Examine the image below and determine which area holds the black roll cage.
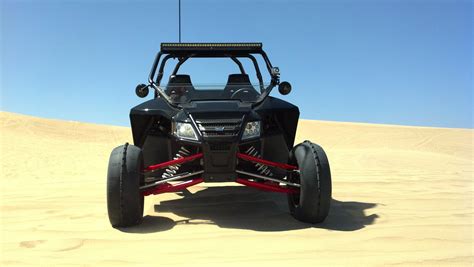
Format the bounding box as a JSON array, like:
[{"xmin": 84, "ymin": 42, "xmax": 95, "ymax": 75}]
[{"xmin": 146, "ymin": 43, "xmax": 280, "ymax": 106}]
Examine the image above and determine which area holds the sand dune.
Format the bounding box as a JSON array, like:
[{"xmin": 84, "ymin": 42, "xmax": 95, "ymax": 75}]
[{"xmin": 0, "ymin": 111, "xmax": 472, "ymax": 266}]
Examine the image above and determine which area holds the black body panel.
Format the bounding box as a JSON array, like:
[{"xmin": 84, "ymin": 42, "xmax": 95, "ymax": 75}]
[
  {"xmin": 130, "ymin": 98, "xmax": 178, "ymax": 146},
  {"xmin": 254, "ymin": 97, "xmax": 299, "ymax": 150},
  {"xmin": 129, "ymin": 87, "xmax": 299, "ymax": 182}
]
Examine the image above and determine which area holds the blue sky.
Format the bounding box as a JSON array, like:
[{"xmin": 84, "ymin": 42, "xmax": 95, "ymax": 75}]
[{"xmin": 1, "ymin": 0, "xmax": 472, "ymax": 128}]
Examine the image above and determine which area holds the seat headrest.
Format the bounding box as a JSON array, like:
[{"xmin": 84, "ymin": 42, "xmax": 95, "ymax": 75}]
[
  {"xmin": 226, "ymin": 74, "xmax": 251, "ymax": 85},
  {"xmin": 168, "ymin": 74, "xmax": 193, "ymax": 85}
]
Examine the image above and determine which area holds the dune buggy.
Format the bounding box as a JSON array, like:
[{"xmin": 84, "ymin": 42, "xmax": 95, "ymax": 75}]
[{"xmin": 107, "ymin": 43, "xmax": 331, "ymax": 227}]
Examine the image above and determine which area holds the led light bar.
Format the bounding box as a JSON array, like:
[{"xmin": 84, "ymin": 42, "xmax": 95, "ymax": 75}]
[{"xmin": 161, "ymin": 42, "xmax": 263, "ymax": 53}]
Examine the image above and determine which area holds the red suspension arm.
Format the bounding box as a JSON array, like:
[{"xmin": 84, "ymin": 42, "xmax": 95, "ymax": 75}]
[
  {"xmin": 237, "ymin": 153, "xmax": 298, "ymax": 170},
  {"xmin": 144, "ymin": 153, "xmax": 203, "ymax": 172},
  {"xmin": 142, "ymin": 178, "xmax": 204, "ymax": 196}
]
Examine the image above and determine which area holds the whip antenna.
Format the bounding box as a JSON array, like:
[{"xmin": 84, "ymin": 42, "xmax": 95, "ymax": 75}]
[{"xmin": 178, "ymin": 0, "xmax": 181, "ymax": 43}]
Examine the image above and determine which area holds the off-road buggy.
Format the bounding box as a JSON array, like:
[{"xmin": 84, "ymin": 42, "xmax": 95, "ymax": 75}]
[{"xmin": 107, "ymin": 43, "xmax": 331, "ymax": 227}]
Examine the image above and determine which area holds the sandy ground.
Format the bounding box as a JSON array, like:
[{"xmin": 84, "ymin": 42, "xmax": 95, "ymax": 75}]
[{"xmin": 0, "ymin": 111, "xmax": 472, "ymax": 266}]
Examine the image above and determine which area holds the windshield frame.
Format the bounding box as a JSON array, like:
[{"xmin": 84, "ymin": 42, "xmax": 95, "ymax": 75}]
[{"xmin": 147, "ymin": 43, "xmax": 280, "ymax": 107}]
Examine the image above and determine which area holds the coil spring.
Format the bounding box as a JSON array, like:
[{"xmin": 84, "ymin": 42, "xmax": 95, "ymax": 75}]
[
  {"xmin": 161, "ymin": 146, "xmax": 191, "ymax": 179},
  {"xmin": 245, "ymin": 146, "xmax": 273, "ymax": 177}
]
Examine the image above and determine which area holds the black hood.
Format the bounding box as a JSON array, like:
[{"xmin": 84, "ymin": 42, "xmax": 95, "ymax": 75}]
[
  {"xmin": 183, "ymin": 100, "xmax": 251, "ymax": 114},
  {"xmin": 180, "ymin": 100, "xmax": 255, "ymax": 122}
]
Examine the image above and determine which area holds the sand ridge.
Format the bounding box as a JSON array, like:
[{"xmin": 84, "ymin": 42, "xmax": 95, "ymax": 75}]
[{"xmin": 0, "ymin": 111, "xmax": 472, "ymax": 266}]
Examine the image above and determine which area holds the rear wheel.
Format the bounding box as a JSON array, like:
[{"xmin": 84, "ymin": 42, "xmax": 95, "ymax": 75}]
[
  {"xmin": 288, "ymin": 141, "xmax": 331, "ymax": 223},
  {"xmin": 107, "ymin": 143, "xmax": 144, "ymax": 227}
]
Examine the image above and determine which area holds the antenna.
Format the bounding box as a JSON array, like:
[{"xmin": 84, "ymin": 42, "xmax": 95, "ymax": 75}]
[{"xmin": 178, "ymin": 0, "xmax": 181, "ymax": 43}]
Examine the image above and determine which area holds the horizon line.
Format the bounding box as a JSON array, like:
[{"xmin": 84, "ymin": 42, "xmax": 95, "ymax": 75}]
[{"xmin": 1, "ymin": 110, "xmax": 472, "ymax": 131}]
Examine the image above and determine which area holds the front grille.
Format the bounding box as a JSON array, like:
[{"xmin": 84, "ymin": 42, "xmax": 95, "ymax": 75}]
[
  {"xmin": 195, "ymin": 118, "xmax": 242, "ymax": 138},
  {"xmin": 203, "ymin": 132, "xmax": 236, "ymax": 137}
]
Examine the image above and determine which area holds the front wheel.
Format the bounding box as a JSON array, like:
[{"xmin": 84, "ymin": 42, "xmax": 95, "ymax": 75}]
[
  {"xmin": 288, "ymin": 141, "xmax": 332, "ymax": 223},
  {"xmin": 107, "ymin": 143, "xmax": 144, "ymax": 227}
]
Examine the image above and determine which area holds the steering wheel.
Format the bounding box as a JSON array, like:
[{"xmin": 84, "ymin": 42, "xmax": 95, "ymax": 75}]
[{"xmin": 230, "ymin": 88, "xmax": 258, "ymax": 100}]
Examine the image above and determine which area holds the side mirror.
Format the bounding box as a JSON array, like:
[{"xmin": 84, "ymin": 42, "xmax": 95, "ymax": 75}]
[
  {"xmin": 278, "ymin": 81, "xmax": 292, "ymax": 95},
  {"xmin": 135, "ymin": 84, "xmax": 149, "ymax": 98}
]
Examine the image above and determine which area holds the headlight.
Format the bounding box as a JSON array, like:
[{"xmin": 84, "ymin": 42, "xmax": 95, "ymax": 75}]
[
  {"xmin": 174, "ymin": 122, "xmax": 198, "ymax": 140},
  {"xmin": 242, "ymin": 121, "xmax": 261, "ymax": 140}
]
